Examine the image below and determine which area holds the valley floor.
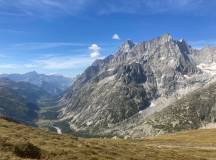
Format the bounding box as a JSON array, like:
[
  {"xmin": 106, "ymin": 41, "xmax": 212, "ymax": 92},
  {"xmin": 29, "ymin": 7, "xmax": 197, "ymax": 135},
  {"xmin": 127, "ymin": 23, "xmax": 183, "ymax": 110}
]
[{"xmin": 0, "ymin": 118, "xmax": 216, "ymax": 160}]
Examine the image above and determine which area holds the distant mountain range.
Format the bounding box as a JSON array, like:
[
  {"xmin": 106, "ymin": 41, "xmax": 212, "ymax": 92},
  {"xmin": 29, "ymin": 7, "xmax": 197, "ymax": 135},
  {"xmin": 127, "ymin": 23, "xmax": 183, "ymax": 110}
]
[
  {"xmin": 0, "ymin": 71, "xmax": 73, "ymax": 96},
  {"xmin": 0, "ymin": 72, "xmax": 73, "ymax": 125},
  {"xmin": 0, "ymin": 78, "xmax": 51, "ymax": 125},
  {"xmin": 56, "ymin": 34, "xmax": 216, "ymax": 137}
]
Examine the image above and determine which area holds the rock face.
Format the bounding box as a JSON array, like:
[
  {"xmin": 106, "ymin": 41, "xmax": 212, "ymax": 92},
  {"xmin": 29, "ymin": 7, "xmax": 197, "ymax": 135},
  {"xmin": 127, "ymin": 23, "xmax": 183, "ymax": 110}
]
[
  {"xmin": 190, "ymin": 47, "xmax": 216, "ymax": 64},
  {"xmin": 190, "ymin": 47, "xmax": 216, "ymax": 76},
  {"xmin": 106, "ymin": 81, "xmax": 216, "ymax": 138},
  {"xmin": 58, "ymin": 34, "xmax": 216, "ymax": 136}
]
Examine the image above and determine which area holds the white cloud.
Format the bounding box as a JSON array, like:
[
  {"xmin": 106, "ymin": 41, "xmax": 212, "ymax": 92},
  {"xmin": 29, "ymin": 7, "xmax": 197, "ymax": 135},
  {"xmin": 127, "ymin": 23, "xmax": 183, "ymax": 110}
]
[
  {"xmin": 0, "ymin": 54, "xmax": 96, "ymax": 76},
  {"xmin": 88, "ymin": 44, "xmax": 101, "ymax": 58},
  {"xmin": 13, "ymin": 42, "xmax": 87, "ymax": 50},
  {"xmin": 0, "ymin": 54, "xmax": 95, "ymax": 71},
  {"xmin": 34, "ymin": 55, "xmax": 94, "ymax": 70},
  {"xmin": 0, "ymin": 64, "xmax": 18, "ymax": 69},
  {"xmin": 112, "ymin": 34, "xmax": 120, "ymax": 40}
]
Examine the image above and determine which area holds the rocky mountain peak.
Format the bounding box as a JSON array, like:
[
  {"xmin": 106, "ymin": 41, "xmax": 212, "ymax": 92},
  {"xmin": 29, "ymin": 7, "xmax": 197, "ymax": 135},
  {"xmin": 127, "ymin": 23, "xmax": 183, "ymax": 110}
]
[
  {"xmin": 113, "ymin": 34, "xmax": 193, "ymax": 66},
  {"xmin": 157, "ymin": 33, "xmax": 173, "ymax": 43},
  {"xmin": 58, "ymin": 34, "xmax": 206, "ymax": 136},
  {"xmin": 119, "ymin": 40, "xmax": 135, "ymax": 53}
]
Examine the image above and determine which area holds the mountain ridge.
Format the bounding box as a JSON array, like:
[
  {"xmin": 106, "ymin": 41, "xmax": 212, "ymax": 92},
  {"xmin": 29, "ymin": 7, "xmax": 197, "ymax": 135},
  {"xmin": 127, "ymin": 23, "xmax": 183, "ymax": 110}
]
[
  {"xmin": 56, "ymin": 34, "xmax": 216, "ymax": 137},
  {"xmin": 0, "ymin": 71, "xmax": 73, "ymax": 96},
  {"xmin": 0, "ymin": 78, "xmax": 52, "ymax": 125}
]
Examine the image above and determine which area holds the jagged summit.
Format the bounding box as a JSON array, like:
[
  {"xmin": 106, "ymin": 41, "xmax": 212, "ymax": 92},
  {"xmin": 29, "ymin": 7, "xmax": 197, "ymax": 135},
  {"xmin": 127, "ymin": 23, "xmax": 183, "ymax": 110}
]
[
  {"xmin": 58, "ymin": 34, "xmax": 215, "ymax": 137},
  {"xmin": 157, "ymin": 33, "xmax": 173, "ymax": 42},
  {"xmin": 118, "ymin": 39, "xmax": 135, "ymax": 53},
  {"xmin": 116, "ymin": 34, "xmax": 190, "ymax": 57}
]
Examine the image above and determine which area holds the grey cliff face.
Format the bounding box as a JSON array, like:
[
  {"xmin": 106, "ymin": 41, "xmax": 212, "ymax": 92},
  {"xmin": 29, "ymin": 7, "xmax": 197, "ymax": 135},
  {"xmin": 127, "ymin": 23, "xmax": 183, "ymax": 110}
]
[
  {"xmin": 57, "ymin": 34, "xmax": 211, "ymax": 136},
  {"xmin": 107, "ymin": 81, "xmax": 216, "ymax": 138},
  {"xmin": 190, "ymin": 47, "xmax": 216, "ymax": 64}
]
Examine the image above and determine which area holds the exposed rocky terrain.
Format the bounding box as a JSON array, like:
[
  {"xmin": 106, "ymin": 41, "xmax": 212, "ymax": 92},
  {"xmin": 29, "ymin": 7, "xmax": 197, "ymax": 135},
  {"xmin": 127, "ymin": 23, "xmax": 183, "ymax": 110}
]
[
  {"xmin": 57, "ymin": 34, "xmax": 216, "ymax": 137},
  {"xmin": 102, "ymin": 80, "xmax": 216, "ymax": 137}
]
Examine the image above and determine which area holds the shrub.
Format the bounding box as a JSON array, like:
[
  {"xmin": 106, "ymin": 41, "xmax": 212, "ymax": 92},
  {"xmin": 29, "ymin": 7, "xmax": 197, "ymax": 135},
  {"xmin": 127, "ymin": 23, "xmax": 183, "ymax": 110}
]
[{"xmin": 14, "ymin": 142, "xmax": 41, "ymax": 159}]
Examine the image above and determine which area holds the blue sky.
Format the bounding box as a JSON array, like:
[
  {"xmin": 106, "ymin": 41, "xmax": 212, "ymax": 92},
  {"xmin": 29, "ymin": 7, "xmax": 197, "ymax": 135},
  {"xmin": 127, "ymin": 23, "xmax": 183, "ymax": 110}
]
[{"xmin": 0, "ymin": 0, "xmax": 216, "ymax": 77}]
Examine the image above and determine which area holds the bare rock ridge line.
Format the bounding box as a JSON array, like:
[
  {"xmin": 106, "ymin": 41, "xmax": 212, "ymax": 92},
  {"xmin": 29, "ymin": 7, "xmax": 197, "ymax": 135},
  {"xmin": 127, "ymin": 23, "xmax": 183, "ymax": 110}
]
[{"xmin": 57, "ymin": 33, "xmax": 216, "ymax": 137}]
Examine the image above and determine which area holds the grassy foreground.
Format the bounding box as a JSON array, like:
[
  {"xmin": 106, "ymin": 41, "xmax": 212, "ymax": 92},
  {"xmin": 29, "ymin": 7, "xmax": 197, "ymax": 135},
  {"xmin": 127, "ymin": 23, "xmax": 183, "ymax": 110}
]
[{"xmin": 0, "ymin": 118, "xmax": 216, "ymax": 160}]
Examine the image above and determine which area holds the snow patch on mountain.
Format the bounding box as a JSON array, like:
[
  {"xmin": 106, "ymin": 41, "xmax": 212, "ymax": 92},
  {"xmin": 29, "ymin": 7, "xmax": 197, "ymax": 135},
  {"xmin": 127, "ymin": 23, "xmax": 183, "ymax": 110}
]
[{"xmin": 198, "ymin": 63, "xmax": 216, "ymax": 75}]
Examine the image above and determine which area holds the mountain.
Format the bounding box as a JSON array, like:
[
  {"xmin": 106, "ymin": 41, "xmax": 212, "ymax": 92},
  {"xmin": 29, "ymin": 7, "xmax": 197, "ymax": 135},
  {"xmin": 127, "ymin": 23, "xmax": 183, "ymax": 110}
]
[
  {"xmin": 102, "ymin": 80, "xmax": 216, "ymax": 137},
  {"xmin": 0, "ymin": 71, "xmax": 73, "ymax": 96},
  {"xmin": 57, "ymin": 34, "xmax": 216, "ymax": 136},
  {"xmin": 1, "ymin": 117, "xmax": 216, "ymax": 160},
  {"xmin": 189, "ymin": 47, "xmax": 216, "ymax": 75},
  {"xmin": 0, "ymin": 78, "xmax": 52, "ymax": 125}
]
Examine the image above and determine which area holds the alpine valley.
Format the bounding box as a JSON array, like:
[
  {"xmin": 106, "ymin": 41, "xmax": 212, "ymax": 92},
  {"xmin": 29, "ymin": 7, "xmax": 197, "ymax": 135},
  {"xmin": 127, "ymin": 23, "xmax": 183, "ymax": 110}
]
[
  {"xmin": 0, "ymin": 72, "xmax": 73, "ymax": 126},
  {"xmin": 2, "ymin": 34, "xmax": 216, "ymax": 139},
  {"xmin": 2, "ymin": 34, "xmax": 216, "ymax": 160}
]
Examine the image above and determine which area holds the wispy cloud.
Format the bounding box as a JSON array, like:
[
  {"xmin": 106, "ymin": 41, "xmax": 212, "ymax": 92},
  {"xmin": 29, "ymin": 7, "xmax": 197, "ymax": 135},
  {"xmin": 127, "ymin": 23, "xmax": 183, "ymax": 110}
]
[
  {"xmin": 12, "ymin": 42, "xmax": 88, "ymax": 50},
  {"xmin": 34, "ymin": 55, "xmax": 94, "ymax": 69},
  {"xmin": 0, "ymin": 64, "xmax": 18, "ymax": 69},
  {"xmin": 0, "ymin": 54, "xmax": 95, "ymax": 74},
  {"xmin": 0, "ymin": 0, "xmax": 92, "ymax": 17},
  {"xmin": 0, "ymin": 0, "xmax": 215, "ymax": 17},
  {"xmin": 0, "ymin": 41, "xmax": 115, "ymax": 76},
  {"xmin": 98, "ymin": 0, "xmax": 214, "ymax": 15}
]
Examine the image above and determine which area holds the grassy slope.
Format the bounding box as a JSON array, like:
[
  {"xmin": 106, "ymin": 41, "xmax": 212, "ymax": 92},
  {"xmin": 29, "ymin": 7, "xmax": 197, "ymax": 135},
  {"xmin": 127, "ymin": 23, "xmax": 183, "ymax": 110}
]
[{"xmin": 1, "ymin": 118, "xmax": 216, "ymax": 160}]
